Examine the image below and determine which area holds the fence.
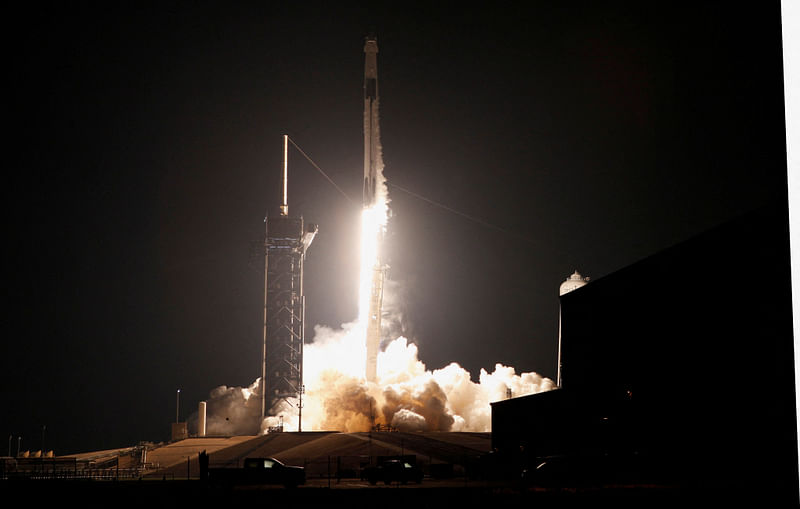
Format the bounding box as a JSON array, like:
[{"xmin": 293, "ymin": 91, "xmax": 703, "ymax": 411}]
[
  {"xmin": 295, "ymin": 454, "xmax": 468, "ymax": 481},
  {"xmin": 1, "ymin": 455, "xmax": 169, "ymax": 481},
  {"xmin": 3, "ymin": 453, "xmax": 484, "ymax": 483}
]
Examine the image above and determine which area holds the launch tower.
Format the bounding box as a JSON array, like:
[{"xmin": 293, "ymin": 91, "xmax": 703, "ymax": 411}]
[{"xmin": 261, "ymin": 135, "xmax": 317, "ymax": 421}]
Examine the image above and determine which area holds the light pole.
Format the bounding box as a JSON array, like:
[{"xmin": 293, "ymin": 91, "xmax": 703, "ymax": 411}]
[{"xmin": 176, "ymin": 389, "xmax": 181, "ymax": 423}]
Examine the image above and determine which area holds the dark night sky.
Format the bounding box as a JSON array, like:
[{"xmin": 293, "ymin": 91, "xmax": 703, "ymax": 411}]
[{"xmin": 4, "ymin": 3, "xmax": 791, "ymax": 454}]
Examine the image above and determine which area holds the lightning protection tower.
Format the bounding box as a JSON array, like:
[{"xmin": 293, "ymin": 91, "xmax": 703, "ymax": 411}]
[{"xmin": 261, "ymin": 135, "xmax": 317, "ymax": 425}]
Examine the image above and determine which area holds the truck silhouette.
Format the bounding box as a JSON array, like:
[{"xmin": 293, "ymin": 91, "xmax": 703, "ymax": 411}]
[
  {"xmin": 202, "ymin": 455, "xmax": 305, "ymax": 488},
  {"xmin": 362, "ymin": 457, "xmax": 423, "ymax": 485}
]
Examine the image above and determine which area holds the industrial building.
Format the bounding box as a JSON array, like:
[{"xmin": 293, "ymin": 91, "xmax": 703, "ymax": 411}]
[
  {"xmin": 492, "ymin": 204, "xmax": 798, "ymax": 501},
  {"xmin": 557, "ymin": 270, "xmax": 590, "ymax": 386}
]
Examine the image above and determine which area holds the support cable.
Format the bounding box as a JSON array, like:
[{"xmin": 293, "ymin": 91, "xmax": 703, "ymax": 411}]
[
  {"xmin": 387, "ymin": 182, "xmax": 537, "ymax": 246},
  {"xmin": 287, "ymin": 136, "xmax": 358, "ymax": 206},
  {"xmin": 287, "ymin": 137, "xmax": 536, "ymax": 245}
]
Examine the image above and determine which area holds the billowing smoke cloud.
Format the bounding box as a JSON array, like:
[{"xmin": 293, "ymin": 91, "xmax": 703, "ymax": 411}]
[
  {"xmin": 383, "ymin": 379, "xmax": 454, "ymax": 431},
  {"xmin": 199, "ymin": 316, "xmax": 555, "ymax": 435},
  {"xmin": 202, "ymin": 379, "xmax": 262, "ymax": 436},
  {"xmin": 391, "ymin": 408, "xmax": 427, "ymax": 431}
]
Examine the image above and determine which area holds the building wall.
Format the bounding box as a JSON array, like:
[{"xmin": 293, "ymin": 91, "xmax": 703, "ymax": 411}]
[{"xmin": 492, "ymin": 204, "xmax": 797, "ymax": 496}]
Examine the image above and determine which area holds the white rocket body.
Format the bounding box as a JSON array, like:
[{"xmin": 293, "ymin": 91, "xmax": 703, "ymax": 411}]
[{"xmin": 363, "ymin": 36, "xmax": 385, "ymax": 383}]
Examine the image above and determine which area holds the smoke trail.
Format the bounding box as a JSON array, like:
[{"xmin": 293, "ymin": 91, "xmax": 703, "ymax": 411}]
[{"xmin": 372, "ymin": 100, "xmax": 389, "ymax": 211}]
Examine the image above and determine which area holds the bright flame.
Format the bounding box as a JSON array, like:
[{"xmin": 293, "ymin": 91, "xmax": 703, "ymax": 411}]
[{"xmin": 358, "ymin": 205, "xmax": 386, "ymax": 326}]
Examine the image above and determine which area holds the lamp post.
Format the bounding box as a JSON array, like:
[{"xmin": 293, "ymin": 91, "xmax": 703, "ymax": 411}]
[{"xmin": 176, "ymin": 389, "xmax": 181, "ymax": 423}]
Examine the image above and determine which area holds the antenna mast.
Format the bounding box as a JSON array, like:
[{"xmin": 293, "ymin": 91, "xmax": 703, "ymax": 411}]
[{"xmin": 281, "ymin": 134, "xmax": 289, "ymax": 216}]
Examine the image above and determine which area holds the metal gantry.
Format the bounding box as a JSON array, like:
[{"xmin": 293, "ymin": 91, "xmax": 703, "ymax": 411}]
[{"xmin": 261, "ymin": 214, "xmax": 316, "ymax": 420}]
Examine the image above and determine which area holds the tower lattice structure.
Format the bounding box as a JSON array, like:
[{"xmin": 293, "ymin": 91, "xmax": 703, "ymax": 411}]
[{"xmin": 262, "ymin": 214, "xmax": 316, "ymax": 418}]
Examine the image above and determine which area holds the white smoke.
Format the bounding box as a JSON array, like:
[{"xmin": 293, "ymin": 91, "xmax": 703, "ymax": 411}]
[
  {"xmin": 200, "ymin": 315, "xmax": 555, "ymax": 435},
  {"xmin": 202, "ymin": 378, "xmax": 263, "ymax": 436},
  {"xmin": 391, "ymin": 408, "xmax": 427, "ymax": 431}
]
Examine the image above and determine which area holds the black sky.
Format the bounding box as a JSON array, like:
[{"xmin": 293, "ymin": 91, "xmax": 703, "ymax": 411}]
[{"xmin": 4, "ymin": 3, "xmax": 790, "ymax": 454}]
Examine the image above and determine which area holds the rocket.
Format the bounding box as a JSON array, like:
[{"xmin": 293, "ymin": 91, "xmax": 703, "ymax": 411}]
[
  {"xmin": 363, "ymin": 35, "xmax": 379, "ymax": 207},
  {"xmin": 362, "ymin": 35, "xmax": 384, "ymax": 383}
]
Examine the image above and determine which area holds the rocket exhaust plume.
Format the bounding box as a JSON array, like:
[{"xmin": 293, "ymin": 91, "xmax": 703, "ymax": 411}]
[{"xmin": 197, "ymin": 35, "xmax": 555, "ymax": 435}]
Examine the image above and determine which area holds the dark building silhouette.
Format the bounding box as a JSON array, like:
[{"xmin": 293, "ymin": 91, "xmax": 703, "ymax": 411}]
[{"xmin": 492, "ymin": 204, "xmax": 797, "ymax": 502}]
